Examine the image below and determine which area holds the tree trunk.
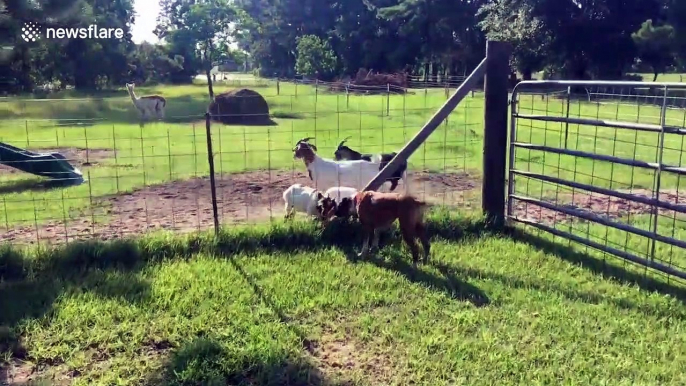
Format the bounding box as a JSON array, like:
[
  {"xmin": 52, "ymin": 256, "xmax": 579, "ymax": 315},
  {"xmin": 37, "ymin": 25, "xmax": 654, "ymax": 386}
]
[
  {"xmin": 652, "ymin": 70, "xmax": 659, "ymax": 82},
  {"xmin": 206, "ymin": 69, "xmax": 214, "ymax": 99},
  {"xmin": 522, "ymin": 68, "xmax": 533, "ymax": 81}
]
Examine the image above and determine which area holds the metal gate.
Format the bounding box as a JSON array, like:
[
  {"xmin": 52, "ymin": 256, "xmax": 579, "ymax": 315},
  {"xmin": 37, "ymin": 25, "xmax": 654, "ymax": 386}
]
[{"xmin": 507, "ymin": 80, "xmax": 686, "ymax": 281}]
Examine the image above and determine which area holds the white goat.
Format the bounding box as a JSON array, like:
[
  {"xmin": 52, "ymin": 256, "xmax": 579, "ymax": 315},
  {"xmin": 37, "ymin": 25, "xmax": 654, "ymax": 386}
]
[
  {"xmin": 126, "ymin": 83, "xmax": 166, "ymax": 120},
  {"xmin": 323, "ymin": 186, "xmax": 358, "ymax": 202},
  {"xmin": 292, "ymin": 138, "xmax": 391, "ymax": 193},
  {"xmin": 282, "ymin": 183, "xmax": 324, "ymax": 219}
]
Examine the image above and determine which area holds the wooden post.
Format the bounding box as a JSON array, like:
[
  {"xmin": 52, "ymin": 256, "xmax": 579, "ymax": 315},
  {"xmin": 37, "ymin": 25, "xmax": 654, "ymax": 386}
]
[
  {"xmin": 205, "ymin": 113, "xmax": 220, "ymax": 235},
  {"xmin": 276, "ymin": 79, "xmax": 280, "ymax": 95},
  {"xmin": 482, "ymin": 40, "xmax": 512, "ymax": 229},
  {"xmin": 386, "ymin": 83, "xmax": 390, "ymax": 116}
]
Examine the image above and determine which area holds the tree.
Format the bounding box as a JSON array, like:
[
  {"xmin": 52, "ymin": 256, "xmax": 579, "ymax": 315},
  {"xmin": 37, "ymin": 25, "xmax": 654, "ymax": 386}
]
[
  {"xmin": 156, "ymin": 0, "xmax": 236, "ymax": 98},
  {"xmin": 295, "ymin": 35, "xmax": 338, "ymax": 79},
  {"xmin": 632, "ymin": 19, "xmax": 676, "ymax": 81},
  {"xmin": 478, "ymin": 0, "xmax": 549, "ymax": 80}
]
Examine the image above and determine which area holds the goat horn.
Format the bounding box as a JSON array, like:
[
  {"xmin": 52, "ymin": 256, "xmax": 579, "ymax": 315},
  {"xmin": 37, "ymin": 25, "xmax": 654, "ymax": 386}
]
[{"xmin": 338, "ymin": 136, "xmax": 352, "ymax": 148}]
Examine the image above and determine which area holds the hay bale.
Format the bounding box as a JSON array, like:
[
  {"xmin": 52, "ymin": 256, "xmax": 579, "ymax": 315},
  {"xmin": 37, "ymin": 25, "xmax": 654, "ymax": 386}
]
[{"xmin": 208, "ymin": 88, "xmax": 271, "ymax": 125}]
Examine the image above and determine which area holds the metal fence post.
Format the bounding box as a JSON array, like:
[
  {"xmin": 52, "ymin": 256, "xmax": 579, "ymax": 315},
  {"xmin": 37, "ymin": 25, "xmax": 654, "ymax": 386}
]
[
  {"xmin": 205, "ymin": 112, "xmax": 220, "ymax": 235},
  {"xmin": 482, "ymin": 40, "xmax": 512, "ymax": 228}
]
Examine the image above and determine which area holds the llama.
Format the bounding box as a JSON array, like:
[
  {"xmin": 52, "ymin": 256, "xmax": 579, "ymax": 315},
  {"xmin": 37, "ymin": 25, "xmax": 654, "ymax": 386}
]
[{"xmin": 125, "ymin": 83, "xmax": 166, "ymax": 121}]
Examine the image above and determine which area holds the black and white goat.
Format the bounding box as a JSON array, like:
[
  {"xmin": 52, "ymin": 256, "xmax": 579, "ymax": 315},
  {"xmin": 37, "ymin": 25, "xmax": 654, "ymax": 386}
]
[
  {"xmin": 333, "ymin": 136, "xmax": 407, "ymax": 191},
  {"xmin": 292, "ymin": 137, "xmax": 391, "ymax": 193}
]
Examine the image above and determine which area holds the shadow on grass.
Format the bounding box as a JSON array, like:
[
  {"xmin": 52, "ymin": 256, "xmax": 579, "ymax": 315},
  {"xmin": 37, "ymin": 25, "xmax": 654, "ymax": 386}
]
[
  {"xmin": 2, "ymin": 211, "xmax": 686, "ymax": 365},
  {"xmin": 144, "ymin": 337, "xmax": 347, "ymax": 386},
  {"xmin": 0, "ymin": 177, "xmax": 84, "ymax": 194},
  {"xmin": 507, "ymin": 227, "xmax": 686, "ymax": 302}
]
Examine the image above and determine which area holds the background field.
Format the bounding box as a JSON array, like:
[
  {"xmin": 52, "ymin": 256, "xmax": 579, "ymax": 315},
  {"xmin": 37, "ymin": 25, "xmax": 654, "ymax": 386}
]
[{"xmin": 0, "ymin": 80, "xmax": 483, "ymax": 244}]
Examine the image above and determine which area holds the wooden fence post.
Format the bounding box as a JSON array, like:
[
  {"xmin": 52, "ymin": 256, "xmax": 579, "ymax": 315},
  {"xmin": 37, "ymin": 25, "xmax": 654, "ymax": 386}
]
[
  {"xmin": 482, "ymin": 40, "xmax": 512, "ymax": 228},
  {"xmin": 205, "ymin": 112, "xmax": 220, "ymax": 235}
]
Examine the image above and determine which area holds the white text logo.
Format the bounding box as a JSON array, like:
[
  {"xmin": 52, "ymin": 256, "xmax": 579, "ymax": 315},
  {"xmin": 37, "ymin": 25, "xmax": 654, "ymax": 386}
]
[{"xmin": 21, "ymin": 23, "xmax": 125, "ymax": 42}]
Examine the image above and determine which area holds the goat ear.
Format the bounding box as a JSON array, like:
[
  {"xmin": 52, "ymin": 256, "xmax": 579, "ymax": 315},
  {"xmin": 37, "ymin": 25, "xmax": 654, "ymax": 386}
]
[{"xmin": 310, "ymin": 144, "xmax": 318, "ymax": 151}]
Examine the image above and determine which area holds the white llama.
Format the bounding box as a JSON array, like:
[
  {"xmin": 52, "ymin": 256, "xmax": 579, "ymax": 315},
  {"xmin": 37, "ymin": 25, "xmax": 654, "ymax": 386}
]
[{"xmin": 125, "ymin": 83, "xmax": 166, "ymax": 121}]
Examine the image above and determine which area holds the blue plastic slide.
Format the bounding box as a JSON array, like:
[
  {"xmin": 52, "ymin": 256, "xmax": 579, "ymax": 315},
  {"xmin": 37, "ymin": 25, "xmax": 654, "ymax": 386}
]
[{"xmin": 0, "ymin": 142, "xmax": 84, "ymax": 183}]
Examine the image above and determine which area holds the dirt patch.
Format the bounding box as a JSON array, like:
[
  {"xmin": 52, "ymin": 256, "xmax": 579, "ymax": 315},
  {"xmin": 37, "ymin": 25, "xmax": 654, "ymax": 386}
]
[
  {"xmin": 304, "ymin": 327, "xmax": 396, "ymax": 385},
  {"xmin": 0, "ymin": 360, "xmax": 71, "ymax": 386},
  {"xmin": 1, "ymin": 169, "xmax": 480, "ymax": 245},
  {"xmin": 0, "ymin": 147, "xmax": 115, "ymax": 175},
  {"xmin": 512, "ymin": 189, "xmax": 686, "ymax": 225}
]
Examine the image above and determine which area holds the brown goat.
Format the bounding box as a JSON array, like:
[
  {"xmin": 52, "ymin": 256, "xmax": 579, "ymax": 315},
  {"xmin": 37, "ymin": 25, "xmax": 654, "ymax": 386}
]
[{"xmin": 353, "ymin": 191, "xmax": 430, "ymax": 264}]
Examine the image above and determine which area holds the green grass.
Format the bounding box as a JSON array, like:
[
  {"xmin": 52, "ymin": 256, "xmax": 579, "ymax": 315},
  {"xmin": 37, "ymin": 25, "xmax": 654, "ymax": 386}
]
[
  {"xmin": 630, "ymin": 73, "xmax": 686, "ymax": 82},
  {"xmin": 0, "ymin": 81, "xmax": 481, "ymax": 226},
  {"xmin": 1, "ymin": 212, "xmax": 686, "ymax": 385}
]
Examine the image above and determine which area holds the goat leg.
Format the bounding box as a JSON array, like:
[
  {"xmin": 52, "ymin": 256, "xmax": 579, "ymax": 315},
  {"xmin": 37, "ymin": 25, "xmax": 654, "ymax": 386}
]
[
  {"xmin": 358, "ymin": 229, "xmax": 372, "ymax": 259},
  {"xmin": 401, "ymin": 226, "xmax": 420, "ymax": 266},
  {"xmin": 371, "ymin": 229, "xmax": 381, "ymax": 251},
  {"xmin": 416, "ymin": 222, "xmax": 431, "ymax": 263}
]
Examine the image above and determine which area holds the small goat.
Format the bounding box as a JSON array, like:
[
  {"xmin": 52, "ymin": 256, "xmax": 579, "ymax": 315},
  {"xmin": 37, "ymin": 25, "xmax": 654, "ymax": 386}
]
[
  {"xmin": 292, "ymin": 137, "xmax": 391, "ymax": 193},
  {"xmin": 316, "ymin": 187, "xmax": 359, "ymax": 222},
  {"xmin": 353, "ymin": 190, "xmax": 430, "ymax": 264},
  {"xmin": 282, "ymin": 183, "xmax": 324, "ymax": 219},
  {"xmin": 333, "ymin": 137, "xmax": 407, "ymax": 192}
]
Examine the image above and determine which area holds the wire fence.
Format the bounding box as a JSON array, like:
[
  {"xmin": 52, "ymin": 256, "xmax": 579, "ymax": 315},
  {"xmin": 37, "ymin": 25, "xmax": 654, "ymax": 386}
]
[
  {"xmin": 508, "ymin": 81, "xmax": 686, "ymax": 285},
  {"xmin": 0, "ymin": 78, "xmax": 484, "ymax": 246}
]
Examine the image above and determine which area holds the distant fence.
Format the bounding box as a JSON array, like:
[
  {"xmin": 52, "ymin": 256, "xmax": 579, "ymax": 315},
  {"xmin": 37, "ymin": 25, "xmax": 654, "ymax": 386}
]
[
  {"xmin": 0, "ymin": 75, "xmax": 486, "ymax": 246},
  {"xmin": 508, "ymin": 80, "xmax": 686, "ymax": 283}
]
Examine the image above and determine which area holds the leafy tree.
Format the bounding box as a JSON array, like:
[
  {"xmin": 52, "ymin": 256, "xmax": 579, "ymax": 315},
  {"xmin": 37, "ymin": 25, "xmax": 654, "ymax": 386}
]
[
  {"xmin": 632, "ymin": 19, "xmax": 676, "ymax": 81},
  {"xmin": 295, "ymin": 35, "xmax": 338, "ymax": 79},
  {"xmin": 478, "ymin": 0, "xmax": 549, "ymax": 80},
  {"xmin": 664, "ymin": 0, "xmax": 686, "ymax": 69},
  {"xmin": 156, "ymin": 0, "xmax": 236, "ymax": 98}
]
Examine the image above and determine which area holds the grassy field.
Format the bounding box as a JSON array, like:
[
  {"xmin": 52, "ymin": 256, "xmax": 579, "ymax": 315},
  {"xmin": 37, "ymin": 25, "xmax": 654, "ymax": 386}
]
[
  {"xmin": 1, "ymin": 212, "xmax": 686, "ymax": 385},
  {"xmin": 0, "ymin": 80, "xmax": 481, "ymax": 228},
  {"xmin": 631, "ymin": 73, "xmax": 686, "ymax": 82}
]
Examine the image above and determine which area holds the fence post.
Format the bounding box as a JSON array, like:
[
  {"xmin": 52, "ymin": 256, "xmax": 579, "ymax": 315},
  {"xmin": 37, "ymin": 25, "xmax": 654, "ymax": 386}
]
[
  {"xmin": 386, "ymin": 83, "xmax": 390, "ymax": 116},
  {"xmin": 346, "ymin": 82, "xmax": 350, "ymax": 109},
  {"xmin": 205, "ymin": 112, "xmax": 220, "ymax": 235},
  {"xmin": 482, "ymin": 40, "xmax": 512, "ymax": 229},
  {"xmin": 276, "ymin": 79, "xmax": 280, "ymax": 95}
]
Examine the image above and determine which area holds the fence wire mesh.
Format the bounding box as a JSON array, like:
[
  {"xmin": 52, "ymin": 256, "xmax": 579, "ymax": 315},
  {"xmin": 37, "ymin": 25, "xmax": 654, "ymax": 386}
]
[
  {"xmin": 0, "ymin": 78, "xmax": 483, "ymax": 246},
  {"xmin": 509, "ymin": 81, "xmax": 686, "ymax": 285}
]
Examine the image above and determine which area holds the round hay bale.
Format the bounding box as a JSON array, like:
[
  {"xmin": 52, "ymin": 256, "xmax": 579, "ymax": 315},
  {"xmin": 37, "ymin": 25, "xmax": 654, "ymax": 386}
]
[{"xmin": 208, "ymin": 88, "xmax": 271, "ymax": 125}]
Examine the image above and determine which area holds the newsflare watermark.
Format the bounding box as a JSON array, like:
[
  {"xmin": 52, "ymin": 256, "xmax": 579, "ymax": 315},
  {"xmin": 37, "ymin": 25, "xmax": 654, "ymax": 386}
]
[{"xmin": 21, "ymin": 22, "xmax": 124, "ymax": 43}]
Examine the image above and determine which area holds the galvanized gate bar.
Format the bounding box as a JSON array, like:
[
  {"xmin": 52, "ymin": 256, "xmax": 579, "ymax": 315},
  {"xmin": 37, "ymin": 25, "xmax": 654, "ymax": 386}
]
[
  {"xmin": 514, "ymin": 113, "xmax": 686, "ymax": 135},
  {"xmin": 511, "ymin": 169, "xmax": 686, "ymax": 214},
  {"xmin": 510, "ymin": 194, "xmax": 686, "ymax": 250},
  {"xmin": 511, "ymin": 142, "xmax": 686, "ymax": 175},
  {"xmin": 508, "ymin": 80, "xmax": 686, "ymax": 281},
  {"xmin": 513, "ymin": 217, "xmax": 686, "ymax": 281},
  {"xmin": 362, "ymin": 57, "xmax": 488, "ymax": 192}
]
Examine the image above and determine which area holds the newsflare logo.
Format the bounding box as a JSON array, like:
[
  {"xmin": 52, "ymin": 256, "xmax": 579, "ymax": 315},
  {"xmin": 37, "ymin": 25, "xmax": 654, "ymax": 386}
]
[
  {"xmin": 21, "ymin": 22, "xmax": 41, "ymax": 42},
  {"xmin": 20, "ymin": 22, "xmax": 124, "ymax": 43}
]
